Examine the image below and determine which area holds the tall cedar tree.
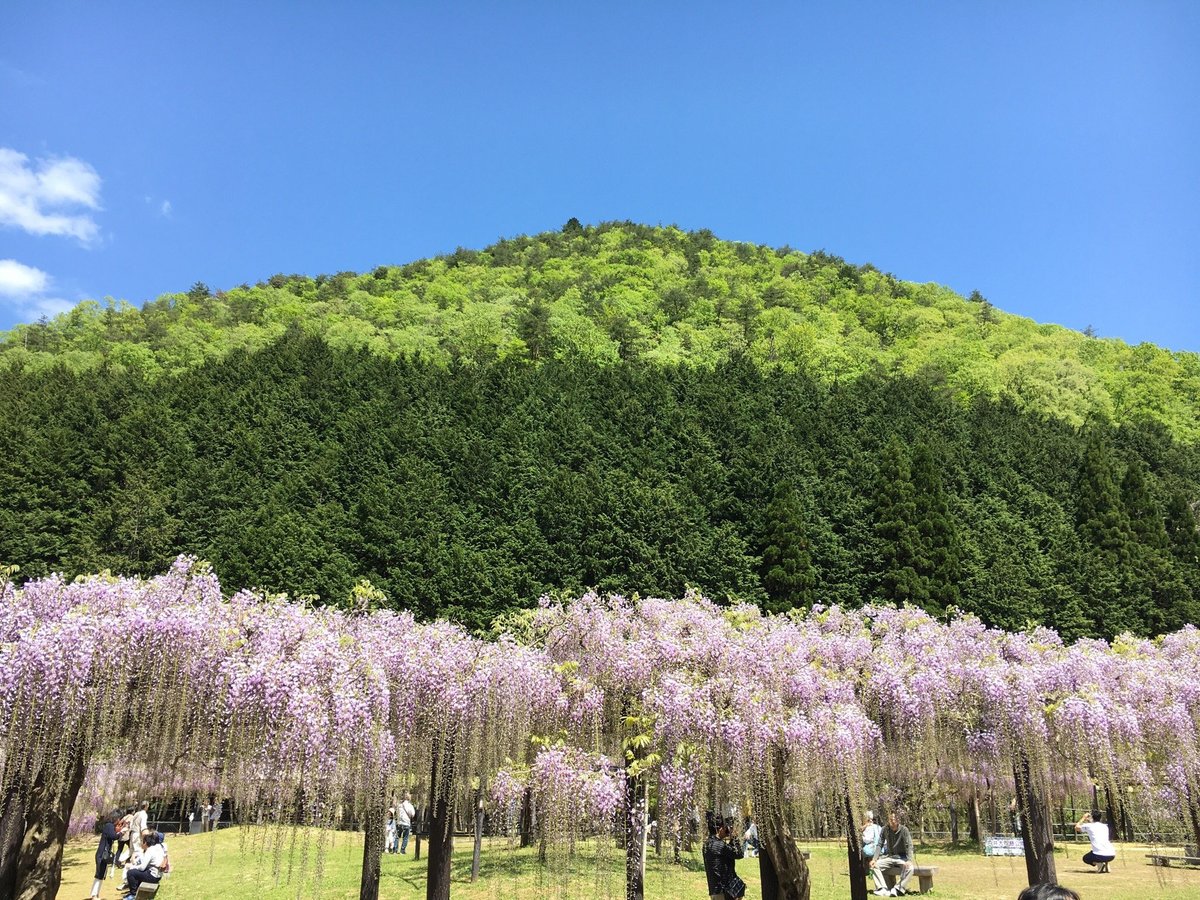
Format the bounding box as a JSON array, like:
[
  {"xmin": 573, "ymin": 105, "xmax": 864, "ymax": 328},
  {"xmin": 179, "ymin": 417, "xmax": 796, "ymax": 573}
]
[
  {"xmin": 760, "ymin": 484, "xmax": 818, "ymax": 614},
  {"xmin": 909, "ymin": 443, "xmax": 963, "ymax": 615},
  {"xmin": 871, "ymin": 437, "xmax": 925, "ymax": 605}
]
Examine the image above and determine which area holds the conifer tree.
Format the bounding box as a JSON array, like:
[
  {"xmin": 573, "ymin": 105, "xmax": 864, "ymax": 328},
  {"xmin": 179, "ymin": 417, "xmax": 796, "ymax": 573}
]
[
  {"xmin": 1121, "ymin": 461, "xmax": 1168, "ymax": 550},
  {"xmin": 910, "ymin": 442, "xmax": 963, "ymax": 614},
  {"xmin": 1076, "ymin": 435, "xmax": 1132, "ymax": 562},
  {"xmin": 760, "ymin": 484, "xmax": 818, "ymax": 614},
  {"xmin": 871, "ymin": 437, "xmax": 924, "ymax": 604}
]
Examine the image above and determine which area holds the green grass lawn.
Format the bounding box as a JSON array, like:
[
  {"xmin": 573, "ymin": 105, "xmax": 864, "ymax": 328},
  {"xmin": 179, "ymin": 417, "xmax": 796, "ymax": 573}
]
[{"xmin": 58, "ymin": 828, "xmax": 1200, "ymax": 900}]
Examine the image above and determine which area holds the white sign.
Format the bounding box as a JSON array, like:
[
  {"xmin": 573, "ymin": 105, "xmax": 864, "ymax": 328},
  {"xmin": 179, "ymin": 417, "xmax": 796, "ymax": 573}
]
[{"xmin": 985, "ymin": 836, "xmax": 1025, "ymax": 857}]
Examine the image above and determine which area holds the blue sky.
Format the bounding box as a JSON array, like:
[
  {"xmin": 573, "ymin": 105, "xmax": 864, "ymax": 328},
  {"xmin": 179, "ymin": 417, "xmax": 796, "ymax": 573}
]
[{"xmin": 1, "ymin": 1, "xmax": 1197, "ymax": 350}]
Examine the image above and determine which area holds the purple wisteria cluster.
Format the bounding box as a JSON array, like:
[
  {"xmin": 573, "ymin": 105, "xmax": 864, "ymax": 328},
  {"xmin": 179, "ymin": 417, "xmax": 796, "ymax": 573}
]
[{"xmin": 2, "ymin": 559, "xmax": 1199, "ymax": 880}]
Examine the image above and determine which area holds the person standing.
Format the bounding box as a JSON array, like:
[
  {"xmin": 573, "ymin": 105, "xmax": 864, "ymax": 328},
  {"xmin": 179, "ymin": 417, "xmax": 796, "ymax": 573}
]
[
  {"xmin": 129, "ymin": 802, "xmax": 149, "ymax": 863},
  {"xmin": 862, "ymin": 810, "xmax": 883, "ymax": 863},
  {"xmin": 702, "ymin": 815, "xmax": 745, "ymax": 900},
  {"xmin": 398, "ymin": 791, "xmax": 416, "ymax": 853},
  {"xmin": 743, "ymin": 816, "xmax": 760, "ymax": 857},
  {"xmin": 871, "ymin": 810, "xmax": 915, "ymax": 896},
  {"xmin": 113, "ymin": 808, "xmax": 133, "ymax": 867},
  {"xmin": 1075, "ymin": 809, "xmax": 1116, "ymax": 872},
  {"xmin": 91, "ymin": 813, "xmax": 118, "ymax": 898},
  {"xmin": 386, "ymin": 810, "xmax": 398, "ymax": 854},
  {"xmin": 210, "ymin": 799, "xmax": 223, "ymax": 832}
]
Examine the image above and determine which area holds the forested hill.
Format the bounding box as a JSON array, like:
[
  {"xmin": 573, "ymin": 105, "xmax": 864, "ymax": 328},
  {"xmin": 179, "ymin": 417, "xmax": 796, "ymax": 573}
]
[
  {"xmin": 2, "ymin": 336, "xmax": 1199, "ymax": 639},
  {"xmin": 3, "ymin": 221, "xmax": 1199, "ymax": 442},
  {"xmin": 2, "ymin": 221, "xmax": 1198, "ymax": 638}
]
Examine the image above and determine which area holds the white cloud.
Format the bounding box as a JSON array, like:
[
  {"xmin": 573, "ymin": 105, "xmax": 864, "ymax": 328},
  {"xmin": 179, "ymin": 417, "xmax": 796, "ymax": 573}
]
[
  {"xmin": 0, "ymin": 147, "xmax": 102, "ymax": 243},
  {"xmin": 160, "ymin": 199, "xmax": 172, "ymax": 217},
  {"xmin": 0, "ymin": 259, "xmax": 76, "ymax": 323},
  {"xmin": 0, "ymin": 259, "xmax": 50, "ymax": 296}
]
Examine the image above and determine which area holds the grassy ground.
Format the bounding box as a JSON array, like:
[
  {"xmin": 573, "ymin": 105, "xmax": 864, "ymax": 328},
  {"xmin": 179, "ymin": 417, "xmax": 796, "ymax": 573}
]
[{"xmin": 56, "ymin": 829, "xmax": 1200, "ymax": 900}]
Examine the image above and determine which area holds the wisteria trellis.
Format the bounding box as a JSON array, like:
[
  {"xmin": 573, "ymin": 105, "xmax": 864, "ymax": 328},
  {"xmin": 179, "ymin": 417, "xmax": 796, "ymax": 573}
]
[{"xmin": 1, "ymin": 559, "xmax": 1198, "ymax": 900}]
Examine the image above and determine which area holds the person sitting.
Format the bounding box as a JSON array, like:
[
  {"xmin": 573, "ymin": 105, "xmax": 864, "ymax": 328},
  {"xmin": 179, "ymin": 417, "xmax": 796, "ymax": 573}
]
[
  {"xmin": 122, "ymin": 830, "xmax": 166, "ymax": 899},
  {"xmin": 871, "ymin": 810, "xmax": 915, "ymax": 896},
  {"xmin": 862, "ymin": 810, "xmax": 883, "ymax": 863},
  {"xmin": 1075, "ymin": 808, "xmax": 1116, "ymax": 872}
]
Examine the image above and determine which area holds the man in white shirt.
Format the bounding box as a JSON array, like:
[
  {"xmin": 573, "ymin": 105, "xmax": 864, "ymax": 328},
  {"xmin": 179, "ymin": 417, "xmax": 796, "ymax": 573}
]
[
  {"xmin": 1075, "ymin": 809, "xmax": 1116, "ymax": 872},
  {"xmin": 398, "ymin": 791, "xmax": 416, "ymax": 853}
]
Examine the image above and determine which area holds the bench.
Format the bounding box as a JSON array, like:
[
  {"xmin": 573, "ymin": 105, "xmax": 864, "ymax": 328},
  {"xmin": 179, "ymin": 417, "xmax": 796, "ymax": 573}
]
[
  {"xmin": 134, "ymin": 884, "xmax": 159, "ymax": 899},
  {"xmin": 883, "ymin": 865, "xmax": 938, "ymax": 894},
  {"xmin": 1146, "ymin": 853, "xmax": 1200, "ymax": 868}
]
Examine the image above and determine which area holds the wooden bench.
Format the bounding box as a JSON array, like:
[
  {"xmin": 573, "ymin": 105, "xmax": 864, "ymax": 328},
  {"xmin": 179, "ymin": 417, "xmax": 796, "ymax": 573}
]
[
  {"xmin": 1146, "ymin": 853, "xmax": 1200, "ymax": 868},
  {"xmin": 134, "ymin": 884, "xmax": 159, "ymax": 899},
  {"xmin": 883, "ymin": 865, "xmax": 938, "ymax": 894}
]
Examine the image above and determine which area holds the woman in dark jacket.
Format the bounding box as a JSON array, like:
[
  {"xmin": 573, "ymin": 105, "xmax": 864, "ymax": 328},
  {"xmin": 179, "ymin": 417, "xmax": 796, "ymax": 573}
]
[
  {"xmin": 702, "ymin": 815, "xmax": 745, "ymax": 900},
  {"xmin": 91, "ymin": 813, "xmax": 118, "ymax": 898}
]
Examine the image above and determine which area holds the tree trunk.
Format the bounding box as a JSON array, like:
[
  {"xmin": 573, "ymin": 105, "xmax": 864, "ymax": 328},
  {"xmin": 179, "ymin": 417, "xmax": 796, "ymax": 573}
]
[
  {"xmin": 1104, "ymin": 788, "xmax": 1120, "ymax": 843},
  {"xmin": 519, "ymin": 786, "xmax": 533, "ymax": 848},
  {"xmin": 13, "ymin": 750, "xmax": 87, "ymax": 900},
  {"xmin": 949, "ymin": 801, "xmax": 960, "ymax": 845},
  {"xmin": 759, "ymin": 750, "xmax": 810, "ymax": 900},
  {"xmin": 359, "ymin": 777, "xmax": 387, "ymax": 900},
  {"xmin": 844, "ymin": 791, "xmax": 868, "ymax": 900},
  {"xmin": 1014, "ymin": 753, "xmax": 1056, "ymax": 887},
  {"xmin": 967, "ymin": 792, "xmax": 980, "ymax": 843},
  {"xmin": 470, "ymin": 779, "xmax": 484, "ymax": 883},
  {"xmin": 426, "ymin": 744, "xmax": 455, "ymax": 900},
  {"xmin": 1186, "ymin": 782, "xmax": 1200, "ymax": 854},
  {"xmin": 0, "ymin": 778, "xmax": 28, "ymax": 900},
  {"xmin": 623, "ymin": 772, "xmax": 646, "ymax": 900},
  {"xmin": 413, "ymin": 805, "xmax": 422, "ymax": 862}
]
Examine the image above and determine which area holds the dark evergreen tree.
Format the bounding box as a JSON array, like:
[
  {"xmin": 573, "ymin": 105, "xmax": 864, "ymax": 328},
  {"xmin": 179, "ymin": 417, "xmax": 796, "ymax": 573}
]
[
  {"xmin": 909, "ymin": 443, "xmax": 962, "ymax": 614},
  {"xmin": 760, "ymin": 484, "xmax": 818, "ymax": 614},
  {"xmin": 870, "ymin": 438, "xmax": 925, "ymax": 604}
]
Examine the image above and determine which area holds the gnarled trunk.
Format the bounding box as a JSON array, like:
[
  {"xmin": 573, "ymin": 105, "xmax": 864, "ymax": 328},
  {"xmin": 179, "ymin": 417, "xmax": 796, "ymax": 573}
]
[
  {"xmin": 426, "ymin": 742, "xmax": 455, "ymax": 900},
  {"xmin": 623, "ymin": 772, "xmax": 646, "ymax": 900},
  {"xmin": 1014, "ymin": 751, "xmax": 1056, "ymax": 887},
  {"xmin": 844, "ymin": 791, "xmax": 867, "ymax": 900},
  {"xmin": 759, "ymin": 749, "xmax": 810, "ymax": 900},
  {"xmin": 13, "ymin": 749, "xmax": 87, "ymax": 900},
  {"xmin": 359, "ymin": 777, "xmax": 387, "ymax": 900},
  {"xmin": 0, "ymin": 778, "xmax": 28, "ymax": 900}
]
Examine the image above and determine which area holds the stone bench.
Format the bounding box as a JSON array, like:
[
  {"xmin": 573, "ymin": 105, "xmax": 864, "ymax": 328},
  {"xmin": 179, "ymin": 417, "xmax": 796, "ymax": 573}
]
[
  {"xmin": 1146, "ymin": 853, "xmax": 1200, "ymax": 868},
  {"xmin": 883, "ymin": 865, "xmax": 938, "ymax": 894},
  {"xmin": 135, "ymin": 884, "xmax": 160, "ymax": 899}
]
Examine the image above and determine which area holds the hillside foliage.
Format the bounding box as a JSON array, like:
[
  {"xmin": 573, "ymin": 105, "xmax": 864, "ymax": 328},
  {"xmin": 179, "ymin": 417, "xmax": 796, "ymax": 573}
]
[
  {"xmin": 1, "ymin": 336, "xmax": 1197, "ymax": 636},
  {"xmin": 3, "ymin": 221, "xmax": 1198, "ymax": 441}
]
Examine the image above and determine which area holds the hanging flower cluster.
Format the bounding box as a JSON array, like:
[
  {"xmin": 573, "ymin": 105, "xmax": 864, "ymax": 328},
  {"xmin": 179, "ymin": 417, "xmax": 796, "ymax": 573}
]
[{"xmin": 2, "ymin": 558, "xmax": 1199, "ymax": 894}]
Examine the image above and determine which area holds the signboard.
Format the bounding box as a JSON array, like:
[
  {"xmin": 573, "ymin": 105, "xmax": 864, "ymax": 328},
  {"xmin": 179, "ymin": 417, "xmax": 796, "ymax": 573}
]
[{"xmin": 984, "ymin": 836, "xmax": 1025, "ymax": 857}]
